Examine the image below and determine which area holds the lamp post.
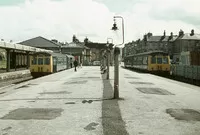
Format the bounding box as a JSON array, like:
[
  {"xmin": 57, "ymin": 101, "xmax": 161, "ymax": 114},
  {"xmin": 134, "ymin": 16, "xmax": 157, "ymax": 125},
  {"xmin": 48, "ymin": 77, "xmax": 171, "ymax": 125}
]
[
  {"xmin": 106, "ymin": 38, "xmax": 113, "ymax": 79},
  {"xmin": 107, "ymin": 38, "xmax": 113, "ymax": 44},
  {"xmin": 100, "ymin": 49, "xmax": 106, "ymax": 73},
  {"xmin": 111, "ymin": 16, "xmax": 124, "ymax": 99}
]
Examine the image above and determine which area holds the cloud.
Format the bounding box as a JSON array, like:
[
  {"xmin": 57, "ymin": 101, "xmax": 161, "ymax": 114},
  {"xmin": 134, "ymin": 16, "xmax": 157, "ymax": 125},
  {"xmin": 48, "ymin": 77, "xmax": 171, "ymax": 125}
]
[
  {"xmin": 0, "ymin": 0, "xmax": 114, "ymax": 43},
  {"xmin": 0, "ymin": 0, "xmax": 200, "ymax": 45},
  {"xmin": 148, "ymin": 0, "xmax": 200, "ymax": 26},
  {"xmin": 119, "ymin": 0, "xmax": 200, "ymax": 42},
  {"xmin": 0, "ymin": 0, "xmax": 25, "ymax": 6}
]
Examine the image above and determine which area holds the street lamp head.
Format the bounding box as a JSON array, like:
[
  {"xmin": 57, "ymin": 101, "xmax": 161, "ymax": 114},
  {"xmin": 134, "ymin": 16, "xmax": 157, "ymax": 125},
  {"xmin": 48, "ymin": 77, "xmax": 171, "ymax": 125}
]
[{"xmin": 111, "ymin": 22, "xmax": 118, "ymax": 31}]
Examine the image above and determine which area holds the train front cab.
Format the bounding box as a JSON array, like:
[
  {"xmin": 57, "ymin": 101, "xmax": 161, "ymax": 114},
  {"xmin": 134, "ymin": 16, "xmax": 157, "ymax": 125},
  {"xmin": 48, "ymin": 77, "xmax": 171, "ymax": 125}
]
[
  {"xmin": 30, "ymin": 54, "xmax": 52, "ymax": 78},
  {"xmin": 148, "ymin": 55, "xmax": 170, "ymax": 74}
]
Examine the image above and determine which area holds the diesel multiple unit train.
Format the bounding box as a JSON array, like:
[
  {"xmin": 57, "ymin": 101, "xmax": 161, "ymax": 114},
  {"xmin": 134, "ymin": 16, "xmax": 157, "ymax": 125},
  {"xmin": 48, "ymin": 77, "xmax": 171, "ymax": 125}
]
[
  {"xmin": 30, "ymin": 52, "xmax": 74, "ymax": 78},
  {"xmin": 124, "ymin": 51, "xmax": 171, "ymax": 73},
  {"xmin": 124, "ymin": 51, "xmax": 200, "ymax": 85}
]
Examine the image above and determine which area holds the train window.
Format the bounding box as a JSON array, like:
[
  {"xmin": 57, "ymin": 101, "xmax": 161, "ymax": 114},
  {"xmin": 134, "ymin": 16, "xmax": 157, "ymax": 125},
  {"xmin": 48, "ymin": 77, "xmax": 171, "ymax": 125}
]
[
  {"xmin": 53, "ymin": 57, "xmax": 57, "ymax": 65},
  {"xmin": 16, "ymin": 55, "xmax": 18, "ymax": 66},
  {"xmin": 32, "ymin": 57, "xmax": 37, "ymax": 65},
  {"xmin": 157, "ymin": 57, "xmax": 162, "ymax": 64},
  {"xmin": 45, "ymin": 58, "xmax": 50, "ymax": 65},
  {"xmin": 19, "ymin": 55, "xmax": 21, "ymax": 65},
  {"xmin": 151, "ymin": 56, "xmax": 156, "ymax": 64},
  {"xmin": 163, "ymin": 57, "xmax": 168, "ymax": 64},
  {"xmin": 57, "ymin": 57, "xmax": 62, "ymax": 64},
  {"xmin": 38, "ymin": 58, "xmax": 43, "ymax": 65}
]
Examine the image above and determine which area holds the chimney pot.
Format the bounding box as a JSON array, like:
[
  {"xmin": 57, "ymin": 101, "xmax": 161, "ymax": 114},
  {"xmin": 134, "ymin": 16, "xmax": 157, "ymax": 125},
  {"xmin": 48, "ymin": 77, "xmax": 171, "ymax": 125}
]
[{"xmin": 190, "ymin": 29, "xmax": 194, "ymax": 36}]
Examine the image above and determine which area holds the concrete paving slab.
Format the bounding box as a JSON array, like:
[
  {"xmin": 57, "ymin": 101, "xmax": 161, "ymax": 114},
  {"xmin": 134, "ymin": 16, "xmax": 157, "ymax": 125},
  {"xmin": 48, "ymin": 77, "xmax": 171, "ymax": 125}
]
[
  {"xmin": 0, "ymin": 67, "xmax": 103, "ymax": 135},
  {"xmin": 0, "ymin": 66, "xmax": 200, "ymax": 135},
  {"xmin": 113, "ymin": 67, "xmax": 200, "ymax": 135}
]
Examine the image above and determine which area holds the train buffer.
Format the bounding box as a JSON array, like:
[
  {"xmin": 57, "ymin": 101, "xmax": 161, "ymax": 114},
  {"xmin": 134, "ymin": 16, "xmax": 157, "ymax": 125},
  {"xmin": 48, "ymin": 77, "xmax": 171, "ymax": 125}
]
[{"xmin": 0, "ymin": 66, "xmax": 200, "ymax": 135}]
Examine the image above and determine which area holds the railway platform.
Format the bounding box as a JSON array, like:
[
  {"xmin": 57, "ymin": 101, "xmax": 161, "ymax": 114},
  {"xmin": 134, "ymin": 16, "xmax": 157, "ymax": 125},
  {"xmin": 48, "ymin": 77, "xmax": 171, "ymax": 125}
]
[
  {"xmin": 0, "ymin": 70, "xmax": 31, "ymax": 89},
  {"xmin": 0, "ymin": 70, "xmax": 31, "ymax": 82},
  {"xmin": 0, "ymin": 66, "xmax": 200, "ymax": 135}
]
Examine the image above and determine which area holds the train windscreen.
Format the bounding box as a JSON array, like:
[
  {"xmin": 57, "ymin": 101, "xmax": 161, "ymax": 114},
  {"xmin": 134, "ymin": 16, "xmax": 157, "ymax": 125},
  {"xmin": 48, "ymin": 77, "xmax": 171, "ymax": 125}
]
[
  {"xmin": 163, "ymin": 57, "xmax": 169, "ymax": 64},
  {"xmin": 157, "ymin": 57, "xmax": 162, "ymax": 64}
]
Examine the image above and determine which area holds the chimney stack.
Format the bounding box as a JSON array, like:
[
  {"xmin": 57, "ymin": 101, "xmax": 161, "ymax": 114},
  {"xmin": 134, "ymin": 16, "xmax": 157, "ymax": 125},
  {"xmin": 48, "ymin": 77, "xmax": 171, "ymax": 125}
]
[
  {"xmin": 179, "ymin": 29, "xmax": 184, "ymax": 37},
  {"xmin": 147, "ymin": 32, "xmax": 152, "ymax": 38},
  {"xmin": 190, "ymin": 29, "xmax": 194, "ymax": 36},
  {"xmin": 143, "ymin": 34, "xmax": 147, "ymax": 42},
  {"xmin": 168, "ymin": 32, "xmax": 173, "ymax": 41},
  {"xmin": 170, "ymin": 32, "xmax": 173, "ymax": 37}
]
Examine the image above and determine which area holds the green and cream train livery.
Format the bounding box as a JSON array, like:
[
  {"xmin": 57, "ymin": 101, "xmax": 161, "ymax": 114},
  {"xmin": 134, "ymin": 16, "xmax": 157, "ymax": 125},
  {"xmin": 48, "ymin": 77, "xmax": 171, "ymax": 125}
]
[{"xmin": 0, "ymin": 49, "xmax": 6, "ymax": 69}]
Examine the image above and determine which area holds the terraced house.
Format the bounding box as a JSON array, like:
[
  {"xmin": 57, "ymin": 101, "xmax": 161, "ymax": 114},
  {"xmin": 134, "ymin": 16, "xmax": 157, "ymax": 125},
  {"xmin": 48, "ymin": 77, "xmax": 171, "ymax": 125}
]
[
  {"xmin": 19, "ymin": 36, "xmax": 92, "ymax": 66},
  {"xmin": 123, "ymin": 29, "xmax": 200, "ymax": 66}
]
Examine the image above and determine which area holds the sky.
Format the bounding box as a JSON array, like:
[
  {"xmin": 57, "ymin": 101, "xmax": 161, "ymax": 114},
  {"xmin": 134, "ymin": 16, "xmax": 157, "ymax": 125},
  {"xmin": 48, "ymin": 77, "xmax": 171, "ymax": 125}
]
[{"xmin": 0, "ymin": 0, "xmax": 200, "ymax": 45}]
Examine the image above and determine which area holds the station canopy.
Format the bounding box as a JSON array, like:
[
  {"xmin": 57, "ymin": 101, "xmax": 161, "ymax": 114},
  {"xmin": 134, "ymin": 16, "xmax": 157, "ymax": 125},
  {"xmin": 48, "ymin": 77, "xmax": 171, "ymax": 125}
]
[{"xmin": 0, "ymin": 41, "xmax": 53, "ymax": 53}]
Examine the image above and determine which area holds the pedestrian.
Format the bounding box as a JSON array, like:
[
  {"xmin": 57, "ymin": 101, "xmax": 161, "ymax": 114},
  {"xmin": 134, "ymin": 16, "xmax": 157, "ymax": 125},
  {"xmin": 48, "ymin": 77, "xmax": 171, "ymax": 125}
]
[
  {"xmin": 73, "ymin": 60, "xmax": 78, "ymax": 72},
  {"xmin": 70, "ymin": 58, "xmax": 73, "ymax": 68}
]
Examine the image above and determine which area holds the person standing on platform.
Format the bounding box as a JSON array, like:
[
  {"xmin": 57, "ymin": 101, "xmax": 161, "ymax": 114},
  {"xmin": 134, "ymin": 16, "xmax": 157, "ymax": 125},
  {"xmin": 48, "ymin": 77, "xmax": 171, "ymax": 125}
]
[
  {"xmin": 70, "ymin": 58, "xmax": 73, "ymax": 68},
  {"xmin": 73, "ymin": 60, "xmax": 78, "ymax": 72}
]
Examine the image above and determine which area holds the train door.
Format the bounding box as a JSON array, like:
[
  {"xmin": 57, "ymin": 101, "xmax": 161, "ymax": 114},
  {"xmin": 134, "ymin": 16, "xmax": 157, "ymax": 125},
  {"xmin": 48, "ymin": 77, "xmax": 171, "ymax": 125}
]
[
  {"xmin": 53, "ymin": 57, "xmax": 57, "ymax": 72},
  {"xmin": 66, "ymin": 56, "xmax": 69, "ymax": 69},
  {"xmin": 38, "ymin": 56, "xmax": 44, "ymax": 72},
  {"xmin": 148, "ymin": 55, "xmax": 156, "ymax": 71}
]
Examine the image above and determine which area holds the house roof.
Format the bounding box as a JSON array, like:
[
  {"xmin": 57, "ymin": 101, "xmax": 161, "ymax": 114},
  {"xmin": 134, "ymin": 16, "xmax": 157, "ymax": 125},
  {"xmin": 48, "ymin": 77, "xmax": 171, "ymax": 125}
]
[
  {"xmin": 19, "ymin": 36, "xmax": 60, "ymax": 48},
  {"xmin": 180, "ymin": 33, "xmax": 200, "ymax": 40},
  {"xmin": 162, "ymin": 36, "xmax": 170, "ymax": 41},
  {"xmin": 84, "ymin": 46, "xmax": 90, "ymax": 49},
  {"xmin": 85, "ymin": 42, "xmax": 107, "ymax": 49},
  {"xmin": 147, "ymin": 36, "xmax": 162, "ymax": 42},
  {"xmin": 169, "ymin": 35, "xmax": 178, "ymax": 42},
  {"xmin": 61, "ymin": 42, "xmax": 85, "ymax": 48}
]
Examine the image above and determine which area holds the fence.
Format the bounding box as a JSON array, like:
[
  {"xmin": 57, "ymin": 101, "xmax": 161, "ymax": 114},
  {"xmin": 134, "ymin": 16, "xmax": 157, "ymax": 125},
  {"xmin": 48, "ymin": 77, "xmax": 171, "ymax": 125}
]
[{"xmin": 171, "ymin": 64, "xmax": 200, "ymax": 80}]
